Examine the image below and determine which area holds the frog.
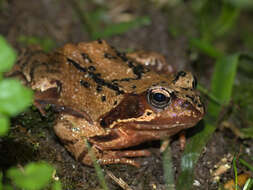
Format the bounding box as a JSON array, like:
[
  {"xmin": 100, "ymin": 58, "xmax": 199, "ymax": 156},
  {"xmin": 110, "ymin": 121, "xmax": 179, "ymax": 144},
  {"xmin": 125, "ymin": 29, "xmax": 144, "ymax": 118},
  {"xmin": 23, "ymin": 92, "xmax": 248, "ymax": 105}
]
[{"xmin": 6, "ymin": 40, "xmax": 205, "ymax": 167}]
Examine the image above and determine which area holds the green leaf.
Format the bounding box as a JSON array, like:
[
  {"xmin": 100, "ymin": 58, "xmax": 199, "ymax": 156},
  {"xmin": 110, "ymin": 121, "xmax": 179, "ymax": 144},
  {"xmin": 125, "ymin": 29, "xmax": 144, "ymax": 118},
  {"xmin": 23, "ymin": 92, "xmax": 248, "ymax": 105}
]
[
  {"xmin": 52, "ymin": 181, "xmax": 62, "ymax": 190},
  {"xmin": 190, "ymin": 38, "xmax": 224, "ymax": 59},
  {"xmin": 208, "ymin": 54, "xmax": 240, "ymax": 117},
  {"xmin": 243, "ymin": 178, "xmax": 253, "ymax": 190},
  {"xmin": 0, "ymin": 79, "xmax": 33, "ymax": 116},
  {"xmin": 176, "ymin": 121, "xmax": 216, "ymax": 189},
  {"xmin": 162, "ymin": 144, "xmax": 175, "ymax": 188},
  {"xmin": 239, "ymin": 158, "xmax": 253, "ymax": 172},
  {"xmin": 7, "ymin": 162, "xmax": 54, "ymax": 190},
  {"xmin": 2, "ymin": 185, "xmax": 13, "ymax": 190},
  {"xmin": 85, "ymin": 140, "xmax": 109, "ymax": 190},
  {"xmin": 232, "ymin": 156, "xmax": 239, "ymax": 190},
  {"xmin": 0, "ymin": 115, "xmax": 9, "ymax": 136},
  {"xmin": 0, "ymin": 35, "xmax": 17, "ymax": 73},
  {"xmin": 212, "ymin": 2, "xmax": 240, "ymax": 37}
]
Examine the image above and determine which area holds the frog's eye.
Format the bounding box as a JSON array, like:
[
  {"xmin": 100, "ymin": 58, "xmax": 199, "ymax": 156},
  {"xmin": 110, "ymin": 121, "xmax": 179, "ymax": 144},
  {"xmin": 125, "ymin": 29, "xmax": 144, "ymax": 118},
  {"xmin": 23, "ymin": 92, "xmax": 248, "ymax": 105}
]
[{"xmin": 147, "ymin": 88, "xmax": 171, "ymax": 109}]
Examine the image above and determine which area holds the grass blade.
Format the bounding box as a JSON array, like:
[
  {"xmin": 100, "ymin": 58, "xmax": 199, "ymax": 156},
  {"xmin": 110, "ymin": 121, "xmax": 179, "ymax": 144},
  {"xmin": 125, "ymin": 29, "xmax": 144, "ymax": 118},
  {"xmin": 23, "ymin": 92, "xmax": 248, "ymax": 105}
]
[
  {"xmin": 208, "ymin": 54, "xmax": 239, "ymax": 117},
  {"xmin": 162, "ymin": 145, "xmax": 175, "ymax": 189},
  {"xmin": 85, "ymin": 140, "xmax": 109, "ymax": 190}
]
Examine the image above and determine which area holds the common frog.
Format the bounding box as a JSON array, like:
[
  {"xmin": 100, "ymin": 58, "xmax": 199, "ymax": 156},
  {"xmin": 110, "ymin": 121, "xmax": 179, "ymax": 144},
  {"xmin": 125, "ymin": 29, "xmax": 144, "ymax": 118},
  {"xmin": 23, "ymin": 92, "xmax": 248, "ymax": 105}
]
[{"xmin": 7, "ymin": 40, "xmax": 205, "ymax": 167}]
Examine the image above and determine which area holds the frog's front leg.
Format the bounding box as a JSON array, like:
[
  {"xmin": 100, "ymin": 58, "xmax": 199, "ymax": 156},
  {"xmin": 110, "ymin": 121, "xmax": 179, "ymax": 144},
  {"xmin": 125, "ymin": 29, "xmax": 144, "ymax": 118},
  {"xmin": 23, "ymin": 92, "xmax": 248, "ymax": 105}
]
[{"xmin": 53, "ymin": 114, "xmax": 150, "ymax": 167}]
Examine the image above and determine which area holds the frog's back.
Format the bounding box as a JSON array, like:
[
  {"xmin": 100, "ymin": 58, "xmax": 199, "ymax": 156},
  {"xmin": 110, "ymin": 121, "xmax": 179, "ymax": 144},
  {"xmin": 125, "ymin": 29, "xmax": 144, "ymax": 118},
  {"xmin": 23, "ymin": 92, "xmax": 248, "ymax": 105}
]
[
  {"xmin": 49, "ymin": 40, "xmax": 173, "ymax": 122},
  {"xmin": 7, "ymin": 40, "xmax": 174, "ymax": 122}
]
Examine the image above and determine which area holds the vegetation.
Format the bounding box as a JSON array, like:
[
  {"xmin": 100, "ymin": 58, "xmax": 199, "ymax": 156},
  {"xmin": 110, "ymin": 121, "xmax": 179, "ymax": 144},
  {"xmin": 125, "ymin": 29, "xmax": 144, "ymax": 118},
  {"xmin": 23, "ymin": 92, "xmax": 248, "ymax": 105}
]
[{"xmin": 0, "ymin": 36, "xmax": 61, "ymax": 190}]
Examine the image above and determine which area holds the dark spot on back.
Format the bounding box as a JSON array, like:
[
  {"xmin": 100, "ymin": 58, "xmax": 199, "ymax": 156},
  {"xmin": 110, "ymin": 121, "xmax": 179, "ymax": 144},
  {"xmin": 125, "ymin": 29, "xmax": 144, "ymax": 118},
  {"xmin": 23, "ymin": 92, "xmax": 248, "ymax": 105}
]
[
  {"xmin": 88, "ymin": 71, "xmax": 125, "ymax": 95},
  {"xmin": 127, "ymin": 61, "xmax": 134, "ymax": 68},
  {"xmin": 104, "ymin": 53, "xmax": 117, "ymax": 59},
  {"xmin": 120, "ymin": 78, "xmax": 130, "ymax": 82},
  {"xmin": 80, "ymin": 80, "xmax": 90, "ymax": 88},
  {"xmin": 132, "ymin": 85, "xmax": 136, "ymax": 89},
  {"xmin": 101, "ymin": 95, "xmax": 106, "ymax": 102},
  {"xmin": 81, "ymin": 53, "xmax": 92, "ymax": 63},
  {"xmin": 67, "ymin": 58, "xmax": 87, "ymax": 72},
  {"xmin": 88, "ymin": 66, "xmax": 96, "ymax": 72},
  {"xmin": 132, "ymin": 64, "xmax": 148, "ymax": 79},
  {"xmin": 96, "ymin": 85, "xmax": 103, "ymax": 93},
  {"xmin": 116, "ymin": 51, "xmax": 128, "ymax": 62}
]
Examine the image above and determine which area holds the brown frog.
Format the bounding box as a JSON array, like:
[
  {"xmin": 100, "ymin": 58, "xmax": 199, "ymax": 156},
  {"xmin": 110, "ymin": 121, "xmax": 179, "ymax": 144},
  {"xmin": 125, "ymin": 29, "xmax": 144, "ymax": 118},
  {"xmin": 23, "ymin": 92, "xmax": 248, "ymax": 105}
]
[{"xmin": 7, "ymin": 40, "xmax": 205, "ymax": 167}]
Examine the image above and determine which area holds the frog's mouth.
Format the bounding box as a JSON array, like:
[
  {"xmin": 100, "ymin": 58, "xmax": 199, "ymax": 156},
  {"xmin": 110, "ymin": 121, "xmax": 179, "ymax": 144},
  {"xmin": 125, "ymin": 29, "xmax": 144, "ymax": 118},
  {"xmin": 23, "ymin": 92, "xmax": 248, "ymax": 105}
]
[{"xmin": 129, "ymin": 119, "xmax": 201, "ymax": 131}]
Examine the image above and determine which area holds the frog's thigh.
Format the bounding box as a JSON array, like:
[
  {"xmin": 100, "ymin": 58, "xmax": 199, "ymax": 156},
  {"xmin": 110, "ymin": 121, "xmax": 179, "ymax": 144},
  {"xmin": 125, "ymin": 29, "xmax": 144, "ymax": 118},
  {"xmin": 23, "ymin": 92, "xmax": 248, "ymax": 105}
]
[
  {"xmin": 54, "ymin": 115, "xmax": 150, "ymax": 167},
  {"xmin": 53, "ymin": 115, "xmax": 93, "ymax": 165}
]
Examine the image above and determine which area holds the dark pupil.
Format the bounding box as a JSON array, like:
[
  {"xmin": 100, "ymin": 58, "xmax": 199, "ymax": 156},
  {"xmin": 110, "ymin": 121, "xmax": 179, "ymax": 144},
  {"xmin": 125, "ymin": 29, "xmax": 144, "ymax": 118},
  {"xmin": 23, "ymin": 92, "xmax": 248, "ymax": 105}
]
[{"xmin": 153, "ymin": 93, "xmax": 166, "ymax": 102}]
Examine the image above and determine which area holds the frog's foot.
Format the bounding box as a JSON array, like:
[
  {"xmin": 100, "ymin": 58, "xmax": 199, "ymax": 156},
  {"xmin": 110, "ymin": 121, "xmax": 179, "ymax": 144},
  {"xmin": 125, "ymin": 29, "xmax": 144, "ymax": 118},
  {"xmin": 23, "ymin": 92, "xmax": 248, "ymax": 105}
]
[
  {"xmin": 97, "ymin": 149, "xmax": 151, "ymax": 168},
  {"xmin": 73, "ymin": 143, "xmax": 151, "ymax": 168}
]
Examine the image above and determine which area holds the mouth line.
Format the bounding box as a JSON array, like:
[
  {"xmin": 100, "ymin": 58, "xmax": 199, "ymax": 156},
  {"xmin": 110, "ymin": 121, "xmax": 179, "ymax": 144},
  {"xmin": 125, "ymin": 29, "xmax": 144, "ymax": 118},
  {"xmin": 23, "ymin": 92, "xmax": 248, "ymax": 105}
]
[{"xmin": 131, "ymin": 122, "xmax": 197, "ymax": 130}]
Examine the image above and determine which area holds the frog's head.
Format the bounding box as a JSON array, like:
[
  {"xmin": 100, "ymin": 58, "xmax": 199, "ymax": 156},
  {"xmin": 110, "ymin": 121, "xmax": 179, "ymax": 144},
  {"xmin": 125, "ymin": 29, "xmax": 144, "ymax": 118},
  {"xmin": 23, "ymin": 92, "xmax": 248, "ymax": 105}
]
[
  {"xmin": 142, "ymin": 71, "xmax": 205, "ymax": 129},
  {"xmin": 100, "ymin": 71, "xmax": 204, "ymax": 133}
]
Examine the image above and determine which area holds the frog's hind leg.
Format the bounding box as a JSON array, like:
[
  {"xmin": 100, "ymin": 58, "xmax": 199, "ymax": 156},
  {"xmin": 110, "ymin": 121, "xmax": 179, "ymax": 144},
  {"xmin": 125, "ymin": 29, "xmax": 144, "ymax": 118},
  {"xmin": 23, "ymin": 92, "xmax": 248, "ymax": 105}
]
[
  {"xmin": 53, "ymin": 114, "xmax": 151, "ymax": 167},
  {"xmin": 73, "ymin": 143, "xmax": 151, "ymax": 168}
]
